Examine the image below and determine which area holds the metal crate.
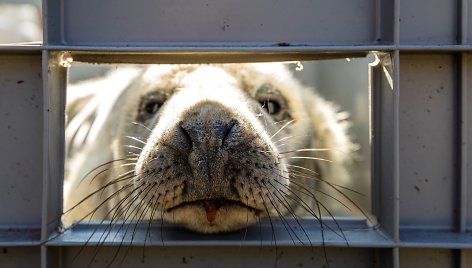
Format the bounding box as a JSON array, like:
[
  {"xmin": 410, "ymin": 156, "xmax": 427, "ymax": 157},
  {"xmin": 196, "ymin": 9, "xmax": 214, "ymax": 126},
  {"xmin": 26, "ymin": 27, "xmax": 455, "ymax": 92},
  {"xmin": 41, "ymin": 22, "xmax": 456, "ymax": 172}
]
[{"xmin": 0, "ymin": 0, "xmax": 471, "ymax": 267}]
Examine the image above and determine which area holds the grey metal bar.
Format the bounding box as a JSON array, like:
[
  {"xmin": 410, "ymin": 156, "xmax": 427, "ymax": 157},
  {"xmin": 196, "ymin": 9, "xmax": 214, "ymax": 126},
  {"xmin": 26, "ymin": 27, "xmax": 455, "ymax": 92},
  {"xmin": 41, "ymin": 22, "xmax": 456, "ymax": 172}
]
[
  {"xmin": 460, "ymin": 249, "xmax": 467, "ymax": 268},
  {"xmin": 460, "ymin": 53, "xmax": 468, "ymax": 233},
  {"xmin": 460, "ymin": 0, "xmax": 468, "ymax": 44},
  {"xmin": 392, "ymin": 50, "xmax": 400, "ymax": 243},
  {"xmin": 40, "ymin": 50, "xmax": 67, "ymax": 268},
  {"xmin": 45, "ymin": 218, "xmax": 394, "ymax": 248},
  {"xmin": 40, "ymin": 48, "xmax": 49, "ymax": 268},
  {"xmin": 393, "ymin": 0, "xmax": 400, "ymax": 46},
  {"xmin": 458, "ymin": 0, "xmax": 469, "ymax": 240},
  {"xmin": 3, "ymin": 44, "xmax": 472, "ymax": 55},
  {"xmin": 393, "ymin": 247, "xmax": 400, "ymax": 268},
  {"xmin": 375, "ymin": 0, "xmax": 381, "ymax": 43},
  {"xmin": 392, "ymin": 7, "xmax": 400, "ymax": 268}
]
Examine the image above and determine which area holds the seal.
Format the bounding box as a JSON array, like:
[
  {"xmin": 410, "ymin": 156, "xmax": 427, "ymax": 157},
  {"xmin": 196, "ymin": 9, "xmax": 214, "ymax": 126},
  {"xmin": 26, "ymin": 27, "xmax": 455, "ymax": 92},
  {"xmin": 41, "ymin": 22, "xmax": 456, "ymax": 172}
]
[{"xmin": 63, "ymin": 63, "xmax": 357, "ymax": 234}]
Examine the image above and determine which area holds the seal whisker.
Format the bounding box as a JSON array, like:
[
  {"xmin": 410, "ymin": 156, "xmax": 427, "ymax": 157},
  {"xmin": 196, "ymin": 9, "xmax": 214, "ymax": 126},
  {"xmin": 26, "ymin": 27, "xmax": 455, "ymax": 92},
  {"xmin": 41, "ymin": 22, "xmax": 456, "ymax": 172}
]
[
  {"xmin": 272, "ymin": 179, "xmax": 347, "ymax": 242},
  {"xmin": 280, "ymin": 156, "xmax": 333, "ymax": 163},
  {"xmin": 259, "ymin": 183, "xmax": 299, "ymax": 246},
  {"xmin": 77, "ymin": 158, "xmax": 137, "ymax": 185},
  {"xmin": 266, "ymin": 180, "xmax": 315, "ymax": 246},
  {"xmin": 124, "ymin": 135, "xmax": 147, "ymax": 145},
  {"xmin": 123, "ymin": 144, "xmax": 144, "ymax": 151},
  {"xmin": 110, "ymin": 183, "xmax": 159, "ymax": 267},
  {"xmin": 85, "ymin": 182, "xmax": 151, "ymax": 267},
  {"xmin": 256, "ymin": 190, "xmax": 278, "ymax": 261},
  {"xmin": 131, "ymin": 121, "xmax": 154, "ymax": 133},
  {"xmin": 272, "ymin": 134, "xmax": 312, "ymax": 144},
  {"xmin": 62, "ymin": 173, "xmax": 137, "ymax": 220},
  {"xmin": 288, "ymin": 170, "xmax": 365, "ymax": 198},
  {"xmin": 263, "ymin": 181, "xmax": 311, "ymax": 247},
  {"xmin": 269, "ymin": 119, "xmax": 296, "ymax": 139},
  {"xmin": 279, "ymin": 148, "xmax": 340, "ymax": 154},
  {"xmin": 71, "ymin": 182, "xmax": 142, "ymax": 264},
  {"xmin": 286, "ymin": 174, "xmax": 353, "ymax": 212}
]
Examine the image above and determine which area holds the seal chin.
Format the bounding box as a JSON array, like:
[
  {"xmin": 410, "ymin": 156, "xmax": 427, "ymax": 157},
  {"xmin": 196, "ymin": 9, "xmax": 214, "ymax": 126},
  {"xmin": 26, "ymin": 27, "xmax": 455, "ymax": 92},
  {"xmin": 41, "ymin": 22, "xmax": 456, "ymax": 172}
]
[{"xmin": 165, "ymin": 199, "xmax": 262, "ymax": 233}]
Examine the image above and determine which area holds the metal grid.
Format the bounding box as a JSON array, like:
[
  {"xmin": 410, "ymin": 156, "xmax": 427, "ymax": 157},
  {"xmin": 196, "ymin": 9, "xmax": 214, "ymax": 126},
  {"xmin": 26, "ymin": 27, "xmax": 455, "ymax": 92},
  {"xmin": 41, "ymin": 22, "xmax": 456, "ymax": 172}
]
[{"xmin": 0, "ymin": 0, "xmax": 471, "ymax": 267}]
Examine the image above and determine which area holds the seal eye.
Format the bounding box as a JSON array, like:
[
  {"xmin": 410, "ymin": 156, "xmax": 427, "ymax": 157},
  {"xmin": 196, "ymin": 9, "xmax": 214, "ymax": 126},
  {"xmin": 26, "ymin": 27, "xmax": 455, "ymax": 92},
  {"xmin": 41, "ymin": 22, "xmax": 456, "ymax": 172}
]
[
  {"xmin": 255, "ymin": 84, "xmax": 292, "ymax": 121},
  {"xmin": 144, "ymin": 101, "xmax": 161, "ymax": 115},
  {"xmin": 259, "ymin": 99, "xmax": 281, "ymax": 116},
  {"xmin": 137, "ymin": 91, "xmax": 168, "ymax": 122}
]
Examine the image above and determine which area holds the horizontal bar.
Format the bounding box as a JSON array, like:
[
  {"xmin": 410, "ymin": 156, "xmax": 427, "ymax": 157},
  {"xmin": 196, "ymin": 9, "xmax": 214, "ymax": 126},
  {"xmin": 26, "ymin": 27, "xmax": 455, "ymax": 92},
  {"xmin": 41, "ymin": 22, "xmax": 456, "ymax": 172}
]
[
  {"xmin": 0, "ymin": 44, "xmax": 472, "ymax": 54},
  {"xmin": 400, "ymin": 230, "xmax": 472, "ymax": 249},
  {"xmin": 0, "ymin": 229, "xmax": 41, "ymax": 246},
  {"xmin": 45, "ymin": 217, "xmax": 394, "ymax": 248}
]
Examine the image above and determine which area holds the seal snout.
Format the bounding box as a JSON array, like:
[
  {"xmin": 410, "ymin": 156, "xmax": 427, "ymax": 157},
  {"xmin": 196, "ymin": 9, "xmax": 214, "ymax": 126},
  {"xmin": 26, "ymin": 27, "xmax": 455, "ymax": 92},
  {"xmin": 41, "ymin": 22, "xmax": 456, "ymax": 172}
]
[
  {"xmin": 179, "ymin": 116, "xmax": 239, "ymax": 151},
  {"xmin": 176, "ymin": 102, "xmax": 239, "ymax": 182}
]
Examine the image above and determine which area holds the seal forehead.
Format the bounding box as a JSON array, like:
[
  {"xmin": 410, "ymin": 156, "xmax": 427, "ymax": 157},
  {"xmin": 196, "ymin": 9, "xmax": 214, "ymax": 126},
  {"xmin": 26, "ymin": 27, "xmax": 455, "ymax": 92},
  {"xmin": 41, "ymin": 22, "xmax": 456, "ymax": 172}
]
[{"xmin": 180, "ymin": 65, "xmax": 238, "ymax": 88}]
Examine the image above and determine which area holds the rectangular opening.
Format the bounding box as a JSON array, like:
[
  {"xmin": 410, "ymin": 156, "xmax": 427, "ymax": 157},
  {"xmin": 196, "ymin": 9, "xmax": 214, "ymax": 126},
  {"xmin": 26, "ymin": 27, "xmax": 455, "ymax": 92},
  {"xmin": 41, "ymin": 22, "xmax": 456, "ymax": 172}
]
[{"xmin": 57, "ymin": 55, "xmax": 377, "ymax": 248}]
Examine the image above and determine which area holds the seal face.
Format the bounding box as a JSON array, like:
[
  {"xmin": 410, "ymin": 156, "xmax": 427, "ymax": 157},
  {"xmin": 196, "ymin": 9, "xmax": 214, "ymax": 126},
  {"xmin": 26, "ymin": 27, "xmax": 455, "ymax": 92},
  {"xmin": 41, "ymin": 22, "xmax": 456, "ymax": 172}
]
[{"xmin": 64, "ymin": 63, "xmax": 356, "ymax": 233}]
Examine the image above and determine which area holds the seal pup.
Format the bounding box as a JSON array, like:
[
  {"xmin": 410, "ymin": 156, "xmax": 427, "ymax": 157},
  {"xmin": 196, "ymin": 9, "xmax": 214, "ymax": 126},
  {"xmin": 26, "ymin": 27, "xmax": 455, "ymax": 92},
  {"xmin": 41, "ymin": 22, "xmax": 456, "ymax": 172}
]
[{"xmin": 63, "ymin": 63, "xmax": 358, "ymax": 234}]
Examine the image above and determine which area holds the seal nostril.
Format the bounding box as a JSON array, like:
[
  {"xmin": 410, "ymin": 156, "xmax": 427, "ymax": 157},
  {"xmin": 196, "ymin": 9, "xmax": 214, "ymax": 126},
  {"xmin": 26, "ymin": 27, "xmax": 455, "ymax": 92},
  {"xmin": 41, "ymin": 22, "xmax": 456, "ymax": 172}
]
[
  {"xmin": 179, "ymin": 124, "xmax": 193, "ymax": 150},
  {"xmin": 221, "ymin": 119, "xmax": 238, "ymax": 147}
]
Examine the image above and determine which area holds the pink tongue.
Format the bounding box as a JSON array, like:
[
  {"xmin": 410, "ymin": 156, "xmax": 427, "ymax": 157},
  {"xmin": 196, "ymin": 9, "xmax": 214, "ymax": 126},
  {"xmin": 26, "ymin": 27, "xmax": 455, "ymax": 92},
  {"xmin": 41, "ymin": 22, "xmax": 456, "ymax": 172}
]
[{"xmin": 203, "ymin": 200, "xmax": 223, "ymax": 223}]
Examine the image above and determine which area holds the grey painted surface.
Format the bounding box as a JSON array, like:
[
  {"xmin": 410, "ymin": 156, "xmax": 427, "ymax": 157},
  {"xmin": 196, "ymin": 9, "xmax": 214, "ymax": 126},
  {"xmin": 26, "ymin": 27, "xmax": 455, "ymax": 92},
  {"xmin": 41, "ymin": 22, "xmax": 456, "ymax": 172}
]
[
  {"xmin": 399, "ymin": 54, "xmax": 457, "ymax": 229},
  {"xmin": 400, "ymin": 0, "xmax": 457, "ymax": 44},
  {"xmin": 0, "ymin": 247, "xmax": 41, "ymax": 267},
  {"xmin": 0, "ymin": 54, "xmax": 43, "ymax": 227},
  {"xmin": 62, "ymin": 246, "xmax": 377, "ymax": 268},
  {"xmin": 400, "ymin": 248, "xmax": 454, "ymax": 268},
  {"xmin": 468, "ymin": 54, "xmax": 472, "ymax": 230},
  {"xmin": 60, "ymin": 0, "xmax": 376, "ymax": 45},
  {"xmin": 0, "ymin": 0, "xmax": 471, "ymax": 267}
]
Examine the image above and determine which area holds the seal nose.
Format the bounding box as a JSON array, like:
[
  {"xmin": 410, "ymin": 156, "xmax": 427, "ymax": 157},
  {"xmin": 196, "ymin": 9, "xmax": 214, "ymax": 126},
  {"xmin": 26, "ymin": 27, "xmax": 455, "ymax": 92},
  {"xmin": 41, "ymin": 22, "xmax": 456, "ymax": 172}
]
[
  {"xmin": 175, "ymin": 102, "xmax": 239, "ymax": 186},
  {"xmin": 180, "ymin": 118, "xmax": 237, "ymax": 150}
]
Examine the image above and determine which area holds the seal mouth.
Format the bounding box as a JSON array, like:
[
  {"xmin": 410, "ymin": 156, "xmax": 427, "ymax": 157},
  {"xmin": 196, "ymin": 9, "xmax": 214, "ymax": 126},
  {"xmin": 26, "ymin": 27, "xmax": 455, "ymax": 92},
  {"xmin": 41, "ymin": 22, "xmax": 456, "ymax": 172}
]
[{"xmin": 167, "ymin": 199, "xmax": 262, "ymax": 223}]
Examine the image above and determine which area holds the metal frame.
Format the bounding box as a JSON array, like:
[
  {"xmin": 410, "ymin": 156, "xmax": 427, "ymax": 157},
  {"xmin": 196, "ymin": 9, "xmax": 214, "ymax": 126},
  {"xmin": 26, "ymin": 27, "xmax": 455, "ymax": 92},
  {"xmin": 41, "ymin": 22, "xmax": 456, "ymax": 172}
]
[{"xmin": 0, "ymin": 0, "xmax": 471, "ymax": 267}]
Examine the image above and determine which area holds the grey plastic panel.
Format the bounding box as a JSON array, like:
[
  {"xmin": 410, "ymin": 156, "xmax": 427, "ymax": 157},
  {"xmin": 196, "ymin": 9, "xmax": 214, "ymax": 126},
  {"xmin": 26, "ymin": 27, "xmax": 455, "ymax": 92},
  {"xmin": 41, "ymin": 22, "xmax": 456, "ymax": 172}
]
[
  {"xmin": 0, "ymin": 247, "xmax": 41, "ymax": 267},
  {"xmin": 0, "ymin": 54, "xmax": 43, "ymax": 227},
  {"xmin": 61, "ymin": 246, "xmax": 377, "ymax": 268},
  {"xmin": 57, "ymin": 0, "xmax": 377, "ymax": 45},
  {"xmin": 400, "ymin": 0, "xmax": 457, "ymax": 44},
  {"xmin": 399, "ymin": 249, "xmax": 455, "ymax": 268},
  {"xmin": 0, "ymin": 0, "xmax": 471, "ymax": 266},
  {"xmin": 399, "ymin": 54, "xmax": 457, "ymax": 229},
  {"xmin": 468, "ymin": 53, "xmax": 472, "ymax": 230},
  {"xmin": 469, "ymin": 3, "xmax": 472, "ymax": 44}
]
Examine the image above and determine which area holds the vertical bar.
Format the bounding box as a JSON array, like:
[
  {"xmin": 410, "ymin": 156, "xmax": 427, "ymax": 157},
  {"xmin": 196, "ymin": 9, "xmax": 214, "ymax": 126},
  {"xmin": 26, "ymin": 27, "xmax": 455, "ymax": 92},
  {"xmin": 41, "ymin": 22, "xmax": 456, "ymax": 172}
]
[
  {"xmin": 393, "ymin": 0, "xmax": 400, "ymax": 46},
  {"xmin": 459, "ymin": 0, "xmax": 468, "ymax": 44},
  {"xmin": 392, "ymin": 0, "xmax": 401, "ymax": 266},
  {"xmin": 392, "ymin": 50, "xmax": 400, "ymax": 241},
  {"xmin": 392, "ymin": 0, "xmax": 400, "ymax": 268},
  {"xmin": 41, "ymin": 0, "xmax": 47, "ymax": 44},
  {"xmin": 41, "ymin": 49, "xmax": 49, "ymax": 268},
  {"xmin": 40, "ymin": 50, "xmax": 67, "ymax": 268},
  {"xmin": 40, "ymin": 49, "xmax": 49, "ymax": 268},
  {"xmin": 392, "ymin": 49, "xmax": 401, "ymax": 266},
  {"xmin": 460, "ymin": 250, "xmax": 468, "ymax": 267},
  {"xmin": 393, "ymin": 247, "xmax": 400, "ymax": 268},
  {"xmin": 459, "ymin": 53, "xmax": 468, "ymax": 233},
  {"xmin": 375, "ymin": 0, "xmax": 381, "ymax": 43}
]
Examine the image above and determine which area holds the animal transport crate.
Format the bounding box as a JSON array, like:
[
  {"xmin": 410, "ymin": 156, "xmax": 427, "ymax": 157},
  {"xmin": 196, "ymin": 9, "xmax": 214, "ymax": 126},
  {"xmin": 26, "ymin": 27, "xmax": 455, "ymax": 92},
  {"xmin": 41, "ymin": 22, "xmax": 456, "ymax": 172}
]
[{"xmin": 0, "ymin": 0, "xmax": 472, "ymax": 267}]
